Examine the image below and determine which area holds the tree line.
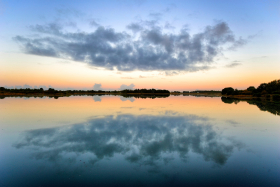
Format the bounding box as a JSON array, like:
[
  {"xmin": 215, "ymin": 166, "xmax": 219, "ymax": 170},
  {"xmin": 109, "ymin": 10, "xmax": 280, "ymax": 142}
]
[
  {"xmin": 222, "ymin": 79, "xmax": 280, "ymax": 100},
  {"xmin": 0, "ymin": 87, "xmax": 170, "ymax": 94}
]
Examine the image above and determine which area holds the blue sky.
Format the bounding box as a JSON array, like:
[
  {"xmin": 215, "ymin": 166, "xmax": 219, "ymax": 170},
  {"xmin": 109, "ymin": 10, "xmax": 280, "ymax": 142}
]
[{"xmin": 0, "ymin": 0, "xmax": 279, "ymax": 90}]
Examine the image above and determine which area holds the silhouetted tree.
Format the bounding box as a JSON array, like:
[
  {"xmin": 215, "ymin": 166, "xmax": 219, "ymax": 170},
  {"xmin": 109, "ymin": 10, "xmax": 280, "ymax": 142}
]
[
  {"xmin": 222, "ymin": 87, "xmax": 234, "ymax": 95},
  {"xmin": 247, "ymin": 86, "xmax": 255, "ymax": 91}
]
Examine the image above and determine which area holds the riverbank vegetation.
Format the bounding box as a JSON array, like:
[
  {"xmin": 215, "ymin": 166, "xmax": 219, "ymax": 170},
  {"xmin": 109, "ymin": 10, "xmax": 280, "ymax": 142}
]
[
  {"xmin": 222, "ymin": 79, "xmax": 280, "ymax": 101},
  {"xmin": 0, "ymin": 87, "xmax": 170, "ymax": 99}
]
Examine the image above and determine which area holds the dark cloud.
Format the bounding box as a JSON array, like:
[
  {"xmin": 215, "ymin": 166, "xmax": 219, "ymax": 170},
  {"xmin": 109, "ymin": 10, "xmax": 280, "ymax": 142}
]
[
  {"xmin": 14, "ymin": 21, "xmax": 248, "ymax": 72},
  {"xmin": 14, "ymin": 114, "xmax": 244, "ymax": 169},
  {"xmin": 126, "ymin": 23, "xmax": 143, "ymax": 33},
  {"xmin": 120, "ymin": 83, "xmax": 135, "ymax": 90}
]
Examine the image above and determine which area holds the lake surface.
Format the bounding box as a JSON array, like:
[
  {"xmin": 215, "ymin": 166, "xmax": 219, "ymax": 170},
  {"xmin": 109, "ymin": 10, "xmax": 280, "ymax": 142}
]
[{"xmin": 0, "ymin": 96, "xmax": 279, "ymax": 187}]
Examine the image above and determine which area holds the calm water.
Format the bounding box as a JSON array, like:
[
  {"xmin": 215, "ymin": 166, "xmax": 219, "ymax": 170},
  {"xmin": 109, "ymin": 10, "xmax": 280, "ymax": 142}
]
[{"xmin": 0, "ymin": 96, "xmax": 279, "ymax": 187}]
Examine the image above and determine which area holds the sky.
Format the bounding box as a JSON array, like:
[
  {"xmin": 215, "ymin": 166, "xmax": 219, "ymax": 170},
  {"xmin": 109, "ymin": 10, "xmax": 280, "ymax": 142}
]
[{"xmin": 0, "ymin": 0, "xmax": 279, "ymax": 91}]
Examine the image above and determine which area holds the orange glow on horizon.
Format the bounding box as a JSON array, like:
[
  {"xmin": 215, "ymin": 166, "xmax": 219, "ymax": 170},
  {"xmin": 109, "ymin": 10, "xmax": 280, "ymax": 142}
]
[{"xmin": 0, "ymin": 95, "xmax": 266, "ymax": 131}]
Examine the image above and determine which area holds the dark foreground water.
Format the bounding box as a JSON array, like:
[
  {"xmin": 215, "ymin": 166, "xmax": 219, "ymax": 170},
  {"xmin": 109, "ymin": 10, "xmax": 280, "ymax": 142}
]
[{"xmin": 0, "ymin": 96, "xmax": 279, "ymax": 187}]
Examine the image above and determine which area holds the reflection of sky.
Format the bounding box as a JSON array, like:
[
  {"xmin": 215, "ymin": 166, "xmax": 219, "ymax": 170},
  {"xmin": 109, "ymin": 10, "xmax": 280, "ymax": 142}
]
[
  {"xmin": 93, "ymin": 95, "xmax": 102, "ymax": 102},
  {"xmin": 0, "ymin": 96, "xmax": 279, "ymax": 186},
  {"xmin": 14, "ymin": 114, "xmax": 243, "ymax": 166},
  {"xmin": 6, "ymin": 114, "xmax": 245, "ymax": 186}
]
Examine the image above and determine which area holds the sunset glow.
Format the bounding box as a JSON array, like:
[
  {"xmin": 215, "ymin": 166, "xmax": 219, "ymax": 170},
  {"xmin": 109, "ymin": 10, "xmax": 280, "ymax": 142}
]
[{"xmin": 1, "ymin": 0, "xmax": 279, "ymax": 91}]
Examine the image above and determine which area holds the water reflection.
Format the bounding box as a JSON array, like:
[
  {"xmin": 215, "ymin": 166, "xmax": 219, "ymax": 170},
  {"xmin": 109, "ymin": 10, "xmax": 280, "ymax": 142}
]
[
  {"xmin": 15, "ymin": 114, "xmax": 244, "ymax": 169},
  {"xmin": 1, "ymin": 96, "xmax": 279, "ymax": 187},
  {"xmin": 221, "ymin": 97, "xmax": 280, "ymax": 116},
  {"xmin": 92, "ymin": 96, "xmax": 136, "ymax": 102},
  {"xmin": 93, "ymin": 96, "xmax": 102, "ymax": 102},
  {"xmin": 120, "ymin": 96, "xmax": 135, "ymax": 102}
]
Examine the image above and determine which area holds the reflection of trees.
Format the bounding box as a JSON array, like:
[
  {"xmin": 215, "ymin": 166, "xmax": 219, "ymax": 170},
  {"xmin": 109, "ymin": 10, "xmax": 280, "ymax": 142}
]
[
  {"xmin": 122, "ymin": 94, "xmax": 170, "ymax": 99},
  {"xmin": 15, "ymin": 114, "xmax": 243, "ymax": 170},
  {"xmin": 221, "ymin": 97, "xmax": 280, "ymax": 116},
  {"xmin": 221, "ymin": 97, "xmax": 240, "ymax": 104},
  {"xmin": 246, "ymin": 100, "xmax": 280, "ymax": 116}
]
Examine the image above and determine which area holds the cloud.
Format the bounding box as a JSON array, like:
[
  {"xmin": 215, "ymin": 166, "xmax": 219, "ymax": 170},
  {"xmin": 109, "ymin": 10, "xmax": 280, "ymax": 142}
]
[
  {"xmin": 139, "ymin": 75, "xmax": 154, "ymax": 78},
  {"xmin": 165, "ymin": 71, "xmax": 180, "ymax": 76},
  {"xmin": 148, "ymin": 12, "xmax": 162, "ymax": 20},
  {"xmin": 164, "ymin": 22, "xmax": 175, "ymax": 30},
  {"xmin": 227, "ymin": 37, "xmax": 247, "ymax": 50},
  {"xmin": 120, "ymin": 84, "xmax": 135, "ymax": 90},
  {"xmin": 126, "ymin": 23, "xmax": 143, "ymax": 33},
  {"xmin": 93, "ymin": 83, "xmax": 102, "ymax": 90},
  {"xmin": 89, "ymin": 19, "xmax": 100, "ymax": 27},
  {"xmin": 14, "ymin": 21, "xmax": 248, "ymax": 72},
  {"xmin": 225, "ymin": 62, "xmax": 241, "ymax": 68}
]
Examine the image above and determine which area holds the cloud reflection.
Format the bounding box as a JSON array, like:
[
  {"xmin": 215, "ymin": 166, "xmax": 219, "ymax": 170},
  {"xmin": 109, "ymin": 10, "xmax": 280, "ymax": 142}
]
[
  {"xmin": 93, "ymin": 96, "xmax": 102, "ymax": 102},
  {"xmin": 120, "ymin": 96, "xmax": 135, "ymax": 102},
  {"xmin": 14, "ymin": 114, "xmax": 244, "ymax": 170}
]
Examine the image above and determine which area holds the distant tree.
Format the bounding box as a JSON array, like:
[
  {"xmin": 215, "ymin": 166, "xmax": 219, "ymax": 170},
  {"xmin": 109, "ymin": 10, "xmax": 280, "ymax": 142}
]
[
  {"xmin": 222, "ymin": 87, "xmax": 234, "ymax": 95},
  {"xmin": 247, "ymin": 86, "xmax": 255, "ymax": 91},
  {"xmin": 261, "ymin": 90, "xmax": 267, "ymax": 95},
  {"xmin": 233, "ymin": 89, "xmax": 240, "ymax": 95},
  {"xmin": 257, "ymin": 83, "xmax": 267, "ymax": 92},
  {"xmin": 47, "ymin": 88, "xmax": 55, "ymax": 93},
  {"xmin": 265, "ymin": 80, "xmax": 280, "ymax": 93}
]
